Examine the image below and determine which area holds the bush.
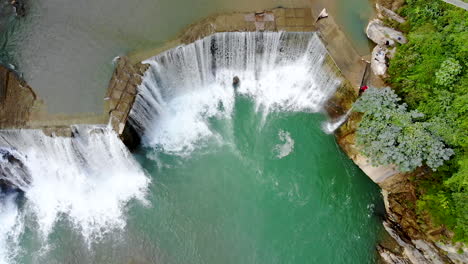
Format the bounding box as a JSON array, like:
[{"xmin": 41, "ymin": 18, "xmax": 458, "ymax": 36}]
[
  {"xmin": 353, "ymin": 87, "xmax": 453, "ymax": 172},
  {"xmin": 385, "ymin": 0, "xmax": 467, "ymax": 242},
  {"xmin": 435, "ymin": 58, "xmax": 462, "ymax": 87}
]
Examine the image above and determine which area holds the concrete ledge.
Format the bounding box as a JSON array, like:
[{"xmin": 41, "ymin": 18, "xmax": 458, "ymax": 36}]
[
  {"xmin": 1, "ymin": 7, "xmax": 369, "ymax": 139},
  {"xmin": 106, "ymin": 57, "xmax": 148, "ymax": 135},
  {"xmin": 129, "ymin": 8, "xmax": 318, "ymax": 64}
]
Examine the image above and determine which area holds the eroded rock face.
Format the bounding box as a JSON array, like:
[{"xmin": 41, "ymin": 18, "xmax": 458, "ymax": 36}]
[
  {"xmin": 366, "ymin": 19, "xmax": 407, "ymax": 46},
  {"xmin": 329, "ymin": 80, "xmax": 463, "ymax": 263},
  {"xmin": 436, "ymin": 243, "xmax": 468, "ymax": 264},
  {"xmin": 366, "ymin": 19, "xmax": 407, "ymax": 76},
  {"xmin": 0, "ymin": 65, "xmax": 37, "ymax": 128}
]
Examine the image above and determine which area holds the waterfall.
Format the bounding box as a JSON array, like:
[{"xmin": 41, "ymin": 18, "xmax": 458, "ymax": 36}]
[
  {"xmin": 0, "ymin": 126, "xmax": 149, "ymax": 262},
  {"xmin": 129, "ymin": 32, "xmax": 341, "ymax": 154},
  {"xmin": 322, "ymin": 109, "xmax": 352, "ymax": 134}
]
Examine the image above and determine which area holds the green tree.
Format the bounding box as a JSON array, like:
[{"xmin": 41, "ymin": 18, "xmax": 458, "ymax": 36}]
[
  {"xmin": 384, "ymin": 0, "xmax": 467, "ymax": 241},
  {"xmin": 435, "ymin": 58, "xmax": 462, "ymax": 87},
  {"xmin": 353, "ymin": 87, "xmax": 453, "ymax": 172}
]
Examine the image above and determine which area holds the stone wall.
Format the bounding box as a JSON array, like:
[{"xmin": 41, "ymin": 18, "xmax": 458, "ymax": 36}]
[{"xmin": 105, "ymin": 57, "xmax": 148, "ymax": 135}]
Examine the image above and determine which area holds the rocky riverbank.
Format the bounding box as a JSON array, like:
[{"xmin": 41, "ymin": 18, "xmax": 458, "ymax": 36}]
[
  {"xmin": 1, "ymin": 3, "xmax": 464, "ymax": 263},
  {"xmin": 330, "ymin": 1, "xmax": 468, "ymax": 263}
]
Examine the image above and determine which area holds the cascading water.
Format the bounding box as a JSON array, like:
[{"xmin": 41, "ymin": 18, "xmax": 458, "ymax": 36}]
[
  {"xmin": 122, "ymin": 32, "xmax": 384, "ymax": 263},
  {"xmin": 129, "ymin": 32, "xmax": 341, "ymax": 154},
  {"xmin": 322, "ymin": 109, "xmax": 353, "ymax": 134},
  {"xmin": 0, "ymin": 31, "xmax": 384, "ymax": 264},
  {"xmin": 0, "ymin": 126, "xmax": 149, "ymax": 263}
]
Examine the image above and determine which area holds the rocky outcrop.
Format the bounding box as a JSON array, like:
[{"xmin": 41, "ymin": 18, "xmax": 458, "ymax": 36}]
[
  {"xmin": 371, "ymin": 45, "xmax": 389, "ymax": 76},
  {"xmin": 332, "ymin": 93, "xmax": 466, "ymax": 263},
  {"xmin": 0, "ymin": 65, "xmax": 37, "ymax": 128},
  {"xmin": 436, "ymin": 243, "xmax": 468, "ymax": 263},
  {"xmin": 376, "ymin": 4, "xmax": 406, "ymax": 24},
  {"xmin": 366, "ymin": 19, "xmax": 406, "ymax": 76},
  {"xmin": 376, "ymin": 0, "xmax": 406, "ymax": 11},
  {"xmin": 366, "ymin": 19, "xmax": 407, "ymax": 46},
  {"xmin": 0, "ymin": 65, "xmax": 107, "ymax": 136}
]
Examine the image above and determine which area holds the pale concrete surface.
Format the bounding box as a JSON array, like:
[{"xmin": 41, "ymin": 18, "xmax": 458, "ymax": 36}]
[
  {"xmin": 129, "ymin": 8, "xmax": 318, "ymax": 64},
  {"xmin": 313, "ymin": 14, "xmax": 367, "ymax": 88}
]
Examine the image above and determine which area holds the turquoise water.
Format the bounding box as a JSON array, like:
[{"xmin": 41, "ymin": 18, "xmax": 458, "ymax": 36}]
[
  {"xmin": 2, "ymin": 99, "xmax": 385, "ymax": 263},
  {"xmin": 127, "ymin": 96, "xmax": 385, "ymax": 263},
  {"xmin": 0, "ymin": 5, "xmax": 385, "ymax": 262}
]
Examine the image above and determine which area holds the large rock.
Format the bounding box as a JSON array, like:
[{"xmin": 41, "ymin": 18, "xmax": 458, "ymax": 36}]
[
  {"xmin": 376, "ymin": 4, "xmax": 406, "ymax": 24},
  {"xmin": 366, "ymin": 19, "xmax": 407, "ymax": 46},
  {"xmin": 371, "ymin": 45, "xmax": 388, "ymax": 76},
  {"xmin": 0, "ymin": 65, "xmax": 37, "ymax": 128}
]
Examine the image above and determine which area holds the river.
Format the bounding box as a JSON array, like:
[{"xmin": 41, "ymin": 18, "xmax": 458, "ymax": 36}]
[{"xmin": 0, "ymin": 2, "xmax": 384, "ymax": 264}]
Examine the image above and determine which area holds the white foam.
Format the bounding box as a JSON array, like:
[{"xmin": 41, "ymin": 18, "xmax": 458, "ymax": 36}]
[
  {"xmin": 0, "ymin": 126, "xmax": 150, "ymax": 244},
  {"xmin": 144, "ymin": 83, "xmax": 235, "ymax": 156},
  {"xmin": 322, "ymin": 109, "xmax": 352, "ymax": 134},
  {"xmin": 130, "ymin": 32, "xmax": 341, "ymax": 154},
  {"xmin": 0, "ymin": 194, "xmax": 23, "ymax": 264},
  {"xmin": 274, "ymin": 130, "xmax": 294, "ymax": 159}
]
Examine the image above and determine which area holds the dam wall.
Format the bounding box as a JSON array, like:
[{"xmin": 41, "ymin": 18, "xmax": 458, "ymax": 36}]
[{"xmin": 0, "ymin": 7, "xmax": 365, "ymax": 138}]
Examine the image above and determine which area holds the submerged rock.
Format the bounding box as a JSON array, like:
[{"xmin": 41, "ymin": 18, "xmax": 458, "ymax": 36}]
[
  {"xmin": 366, "ymin": 19, "xmax": 407, "ymax": 46},
  {"xmin": 232, "ymin": 76, "xmax": 240, "ymax": 88}
]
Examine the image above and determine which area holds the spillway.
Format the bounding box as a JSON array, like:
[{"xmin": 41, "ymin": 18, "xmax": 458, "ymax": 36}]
[
  {"xmin": 0, "ymin": 126, "xmax": 149, "ymax": 263},
  {"xmin": 129, "ymin": 32, "xmax": 342, "ymax": 154}
]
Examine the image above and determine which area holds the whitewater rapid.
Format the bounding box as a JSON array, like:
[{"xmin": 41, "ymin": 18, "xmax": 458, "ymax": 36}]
[
  {"xmin": 129, "ymin": 32, "xmax": 341, "ymax": 155},
  {"xmin": 0, "ymin": 126, "xmax": 149, "ymax": 263},
  {"xmin": 0, "ymin": 31, "xmax": 343, "ymax": 263}
]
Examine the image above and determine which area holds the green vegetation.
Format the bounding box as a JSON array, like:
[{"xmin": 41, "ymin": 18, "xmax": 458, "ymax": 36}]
[
  {"xmin": 353, "ymin": 87, "xmax": 453, "ymax": 172},
  {"xmin": 369, "ymin": 0, "xmax": 467, "ymax": 242}
]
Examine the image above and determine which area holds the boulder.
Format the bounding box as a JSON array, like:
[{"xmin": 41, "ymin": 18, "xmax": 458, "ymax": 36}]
[
  {"xmin": 366, "ymin": 19, "xmax": 407, "ymax": 46},
  {"xmin": 371, "ymin": 45, "xmax": 388, "ymax": 76},
  {"xmin": 376, "ymin": 4, "xmax": 406, "ymax": 24},
  {"xmin": 0, "ymin": 65, "xmax": 37, "ymax": 128}
]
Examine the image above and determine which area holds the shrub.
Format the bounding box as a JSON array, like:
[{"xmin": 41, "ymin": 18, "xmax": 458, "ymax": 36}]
[
  {"xmin": 385, "ymin": 0, "xmax": 467, "ymax": 242},
  {"xmin": 353, "ymin": 87, "xmax": 454, "ymax": 172},
  {"xmin": 435, "ymin": 58, "xmax": 462, "ymax": 87}
]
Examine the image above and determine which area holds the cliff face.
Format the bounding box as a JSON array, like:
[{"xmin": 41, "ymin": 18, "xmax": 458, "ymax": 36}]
[{"xmin": 328, "ymin": 60, "xmax": 467, "ymax": 264}]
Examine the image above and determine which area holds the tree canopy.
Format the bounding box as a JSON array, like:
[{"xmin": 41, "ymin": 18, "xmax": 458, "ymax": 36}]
[{"xmin": 353, "ymin": 87, "xmax": 453, "ymax": 172}]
